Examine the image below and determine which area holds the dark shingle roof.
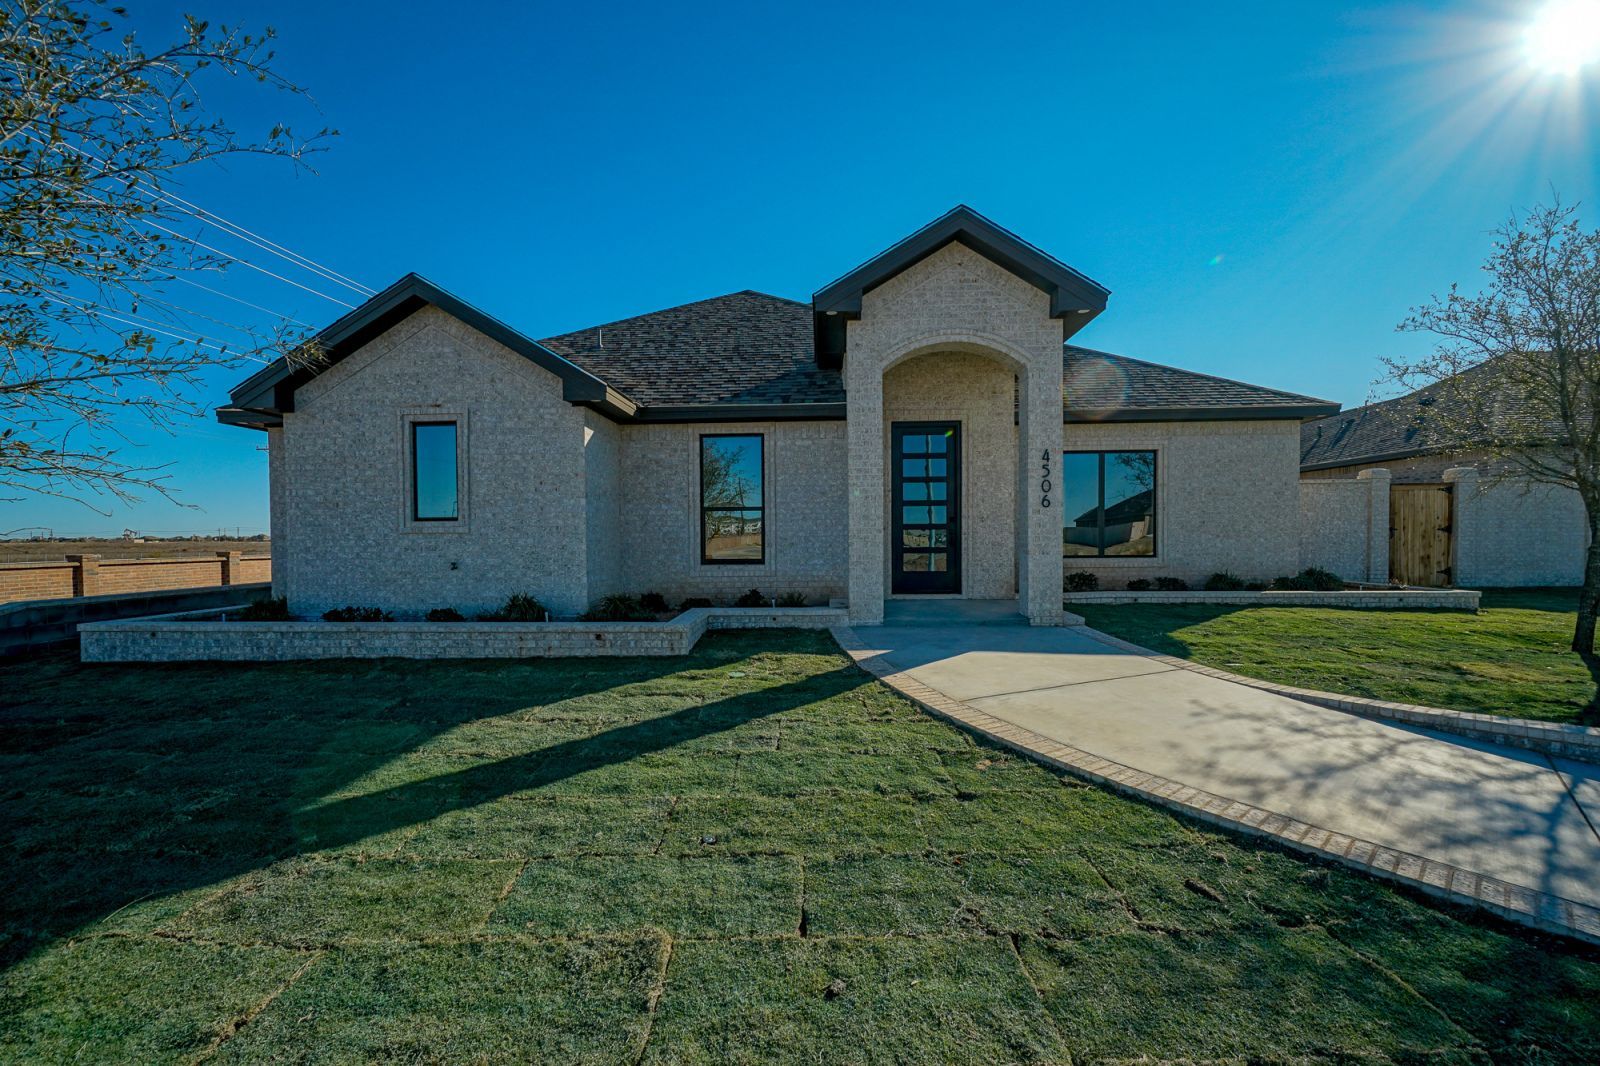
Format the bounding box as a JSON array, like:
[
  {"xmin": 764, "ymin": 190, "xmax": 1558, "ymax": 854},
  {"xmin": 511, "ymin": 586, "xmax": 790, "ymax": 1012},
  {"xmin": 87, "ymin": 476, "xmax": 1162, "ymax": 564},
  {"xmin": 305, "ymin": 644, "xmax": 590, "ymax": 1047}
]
[
  {"xmin": 539, "ymin": 294, "xmax": 1336, "ymax": 420},
  {"xmin": 1063, "ymin": 347, "xmax": 1337, "ymax": 421},
  {"xmin": 1299, "ymin": 363, "xmax": 1563, "ymax": 470},
  {"xmin": 540, "ymin": 291, "xmax": 842, "ymax": 408}
]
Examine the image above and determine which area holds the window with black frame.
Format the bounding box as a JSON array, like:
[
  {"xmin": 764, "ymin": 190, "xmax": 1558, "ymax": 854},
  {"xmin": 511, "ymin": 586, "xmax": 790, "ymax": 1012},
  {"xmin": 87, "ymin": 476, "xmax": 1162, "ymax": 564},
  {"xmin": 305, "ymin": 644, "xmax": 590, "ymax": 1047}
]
[
  {"xmin": 701, "ymin": 434, "xmax": 764, "ymax": 563},
  {"xmin": 411, "ymin": 421, "xmax": 459, "ymax": 521},
  {"xmin": 1062, "ymin": 450, "xmax": 1156, "ymax": 557}
]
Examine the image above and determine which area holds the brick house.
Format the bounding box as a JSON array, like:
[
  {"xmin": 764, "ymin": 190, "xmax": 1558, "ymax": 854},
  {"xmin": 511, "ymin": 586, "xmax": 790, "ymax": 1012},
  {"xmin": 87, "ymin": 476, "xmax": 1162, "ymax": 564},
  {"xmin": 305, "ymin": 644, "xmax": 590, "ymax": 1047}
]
[{"xmin": 219, "ymin": 206, "xmax": 1340, "ymax": 623}]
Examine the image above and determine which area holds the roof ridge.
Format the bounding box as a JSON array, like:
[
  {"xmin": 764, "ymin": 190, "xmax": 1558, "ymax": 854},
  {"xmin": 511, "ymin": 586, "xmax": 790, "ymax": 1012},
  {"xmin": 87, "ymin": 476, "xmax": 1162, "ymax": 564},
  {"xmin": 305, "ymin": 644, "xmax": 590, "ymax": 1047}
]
[
  {"xmin": 542, "ymin": 290, "xmax": 804, "ymax": 343},
  {"xmin": 1065, "ymin": 344, "xmax": 1336, "ymax": 406}
]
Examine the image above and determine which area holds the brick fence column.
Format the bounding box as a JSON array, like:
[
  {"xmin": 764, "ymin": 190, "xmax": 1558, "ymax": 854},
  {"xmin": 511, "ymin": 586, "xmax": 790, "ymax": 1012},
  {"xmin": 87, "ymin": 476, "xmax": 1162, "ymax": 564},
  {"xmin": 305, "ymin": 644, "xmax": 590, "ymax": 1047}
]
[
  {"xmin": 65, "ymin": 554, "xmax": 100, "ymax": 597},
  {"xmin": 216, "ymin": 550, "xmax": 241, "ymax": 586},
  {"xmin": 1443, "ymin": 466, "xmax": 1480, "ymax": 587},
  {"xmin": 1356, "ymin": 468, "xmax": 1391, "ymax": 584}
]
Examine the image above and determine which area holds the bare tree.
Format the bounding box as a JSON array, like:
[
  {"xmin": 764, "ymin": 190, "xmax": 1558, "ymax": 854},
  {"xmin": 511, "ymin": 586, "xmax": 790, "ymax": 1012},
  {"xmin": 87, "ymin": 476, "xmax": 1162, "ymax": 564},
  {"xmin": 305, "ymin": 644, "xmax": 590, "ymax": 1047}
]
[
  {"xmin": 1388, "ymin": 200, "xmax": 1600, "ymax": 720},
  {"xmin": 0, "ymin": 0, "xmax": 332, "ymax": 511}
]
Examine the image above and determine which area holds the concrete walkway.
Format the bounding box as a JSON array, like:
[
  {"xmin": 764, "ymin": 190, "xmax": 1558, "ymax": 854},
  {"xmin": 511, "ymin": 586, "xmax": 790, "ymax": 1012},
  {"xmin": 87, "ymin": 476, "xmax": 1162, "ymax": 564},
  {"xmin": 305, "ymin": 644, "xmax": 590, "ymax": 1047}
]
[{"xmin": 838, "ymin": 619, "xmax": 1600, "ymax": 940}]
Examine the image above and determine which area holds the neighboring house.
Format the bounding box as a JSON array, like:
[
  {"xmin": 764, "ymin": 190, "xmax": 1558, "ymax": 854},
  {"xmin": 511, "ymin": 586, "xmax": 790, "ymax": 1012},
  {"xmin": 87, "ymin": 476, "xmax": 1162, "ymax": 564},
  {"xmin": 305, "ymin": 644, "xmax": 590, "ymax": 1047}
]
[
  {"xmin": 1300, "ymin": 382, "xmax": 1587, "ymax": 587},
  {"xmin": 219, "ymin": 206, "xmax": 1339, "ymax": 624}
]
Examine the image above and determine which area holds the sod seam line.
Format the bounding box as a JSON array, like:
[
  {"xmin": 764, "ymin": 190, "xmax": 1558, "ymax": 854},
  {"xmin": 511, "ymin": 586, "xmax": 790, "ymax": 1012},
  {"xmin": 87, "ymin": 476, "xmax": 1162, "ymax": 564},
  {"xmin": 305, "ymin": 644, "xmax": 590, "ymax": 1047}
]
[
  {"xmin": 186, "ymin": 948, "xmax": 325, "ymax": 1065},
  {"xmin": 630, "ymin": 933, "xmax": 676, "ymax": 1066}
]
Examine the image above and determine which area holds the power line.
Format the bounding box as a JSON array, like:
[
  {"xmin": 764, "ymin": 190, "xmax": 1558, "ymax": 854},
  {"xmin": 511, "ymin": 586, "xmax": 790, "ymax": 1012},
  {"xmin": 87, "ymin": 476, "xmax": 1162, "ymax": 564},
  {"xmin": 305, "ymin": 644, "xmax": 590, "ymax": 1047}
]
[
  {"xmin": 47, "ymin": 138, "xmax": 377, "ymax": 297},
  {"xmin": 170, "ymin": 276, "xmax": 315, "ymax": 329}
]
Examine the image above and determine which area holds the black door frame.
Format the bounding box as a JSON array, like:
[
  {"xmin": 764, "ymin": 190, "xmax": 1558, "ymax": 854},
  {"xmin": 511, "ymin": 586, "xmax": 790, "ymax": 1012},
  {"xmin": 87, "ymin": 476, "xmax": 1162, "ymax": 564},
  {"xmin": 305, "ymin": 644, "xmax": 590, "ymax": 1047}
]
[{"xmin": 890, "ymin": 420, "xmax": 962, "ymax": 594}]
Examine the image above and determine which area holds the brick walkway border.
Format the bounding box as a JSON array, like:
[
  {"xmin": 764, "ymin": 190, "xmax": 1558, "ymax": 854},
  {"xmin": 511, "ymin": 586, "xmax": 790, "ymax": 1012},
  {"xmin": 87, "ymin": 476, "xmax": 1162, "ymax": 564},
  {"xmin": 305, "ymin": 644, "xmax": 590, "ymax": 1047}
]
[
  {"xmin": 1076, "ymin": 626, "xmax": 1600, "ymax": 764},
  {"xmin": 831, "ymin": 625, "xmax": 1600, "ymax": 947}
]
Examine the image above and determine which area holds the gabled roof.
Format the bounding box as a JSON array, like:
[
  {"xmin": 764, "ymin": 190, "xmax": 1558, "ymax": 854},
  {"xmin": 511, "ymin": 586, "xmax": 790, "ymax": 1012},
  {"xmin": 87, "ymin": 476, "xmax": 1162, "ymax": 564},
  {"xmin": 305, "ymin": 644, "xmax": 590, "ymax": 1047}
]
[
  {"xmin": 217, "ymin": 273, "xmax": 629, "ymax": 429},
  {"xmin": 1064, "ymin": 347, "xmax": 1338, "ymax": 422},
  {"xmin": 540, "ymin": 291, "xmax": 843, "ymax": 415},
  {"xmin": 1299, "ymin": 363, "xmax": 1563, "ymax": 471},
  {"xmin": 811, "ymin": 205, "xmax": 1111, "ymax": 368}
]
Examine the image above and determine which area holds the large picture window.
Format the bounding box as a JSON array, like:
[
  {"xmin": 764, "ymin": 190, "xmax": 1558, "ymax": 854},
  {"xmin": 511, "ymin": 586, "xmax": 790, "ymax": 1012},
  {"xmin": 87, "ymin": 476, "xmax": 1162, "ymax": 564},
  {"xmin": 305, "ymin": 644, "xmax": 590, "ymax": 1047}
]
[
  {"xmin": 1062, "ymin": 450, "xmax": 1156, "ymax": 557},
  {"xmin": 411, "ymin": 421, "xmax": 459, "ymax": 521},
  {"xmin": 701, "ymin": 434, "xmax": 764, "ymax": 564}
]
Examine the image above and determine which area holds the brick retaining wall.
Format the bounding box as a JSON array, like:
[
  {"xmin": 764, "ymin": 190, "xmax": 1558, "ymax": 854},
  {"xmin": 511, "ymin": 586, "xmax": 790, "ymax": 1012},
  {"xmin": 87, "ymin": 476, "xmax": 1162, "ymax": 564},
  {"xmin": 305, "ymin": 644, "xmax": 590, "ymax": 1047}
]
[
  {"xmin": 80, "ymin": 606, "xmax": 848, "ymax": 662},
  {"xmin": 0, "ymin": 552, "xmax": 270, "ymax": 605}
]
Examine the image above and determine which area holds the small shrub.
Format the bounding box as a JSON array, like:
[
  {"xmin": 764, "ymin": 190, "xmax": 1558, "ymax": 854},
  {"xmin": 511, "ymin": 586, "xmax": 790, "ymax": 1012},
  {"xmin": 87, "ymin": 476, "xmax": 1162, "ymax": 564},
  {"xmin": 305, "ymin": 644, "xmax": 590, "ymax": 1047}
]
[
  {"xmin": 322, "ymin": 605, "xmax": 392, "ymax": 622},
  {"xmin": 1064, "ymin": 571, "xmax": 1099, "ymax": 592},
  {"xmin": 775, "ymin": 591, "xmax": 808, "ymax": 608},
  {"xmin": 582, "ymin": 594, "xmax": 654, "ymax": 622},
  {"xmin": 1125, "ymin": 579, "xmax": 1153, "ymax": 592},
  {"xmin": 425, "ymin": 607, "xmax": 465, "ymax": 622},
  {"xmin": 1153, "ymin": 576, "xmax": 1189, "ymax": 591},
  {"xmin": 639, "ymin": 591, "xmax": 669, "ymax": 613},
  {"xmin": 1269, "ymin": 567, "xmax": 1345, "ymax": 592},
  {"xmin": 1245, "ymin": 581, "xmax": 1268, "ymax": 591},
  {"xmin": 479, "ymin": 592, "xmax": 549, "ymax": 622},
  {"xmin": 734, "ymin": 589, "xmax": 767, "ymax": 608},
  {"xmin": 236, "ymin": 596, "xmax": 290, "ymax": 621},
  {"xmin": 1203, "ymin": 572, "xmax": 1246, "ymax": 591},
  {"xmin": 679, "ymin": 597, "xmax": 714, "ymax": 611}
]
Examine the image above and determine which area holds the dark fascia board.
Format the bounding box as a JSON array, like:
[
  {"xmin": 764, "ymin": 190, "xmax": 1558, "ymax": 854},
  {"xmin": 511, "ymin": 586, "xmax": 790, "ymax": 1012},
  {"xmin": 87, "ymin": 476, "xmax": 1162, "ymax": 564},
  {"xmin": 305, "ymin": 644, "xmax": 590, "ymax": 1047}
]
[
  {"xmin": 624, "ymin": 402, "xmax": 847, "ymax": 424},
  {"xmin": 219, "ymin": 273, "xmax": 634, "ymax": 424},
  {"xmin": 811, "ymin": 205, "xmax": 1111, "ymax": 367},
  {"xmin": 1067, "ymin": 402, "xmax": 1341, "ymax": 424}
]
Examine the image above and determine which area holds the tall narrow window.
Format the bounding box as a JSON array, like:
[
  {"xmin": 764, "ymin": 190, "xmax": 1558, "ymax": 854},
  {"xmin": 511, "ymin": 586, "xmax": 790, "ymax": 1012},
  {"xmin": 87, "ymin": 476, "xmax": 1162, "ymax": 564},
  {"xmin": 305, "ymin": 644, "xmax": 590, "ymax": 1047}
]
[
  {"xmin": 412, "ymin": 421, "xmax": 459, "ymax": 521},
  {"xmin": 701, "ymin": 434, "xmax": 764, "ymax": 564},
  {"xmin": 1062, "ymin": 450, "xmax": 1156, "ymax": 557}
]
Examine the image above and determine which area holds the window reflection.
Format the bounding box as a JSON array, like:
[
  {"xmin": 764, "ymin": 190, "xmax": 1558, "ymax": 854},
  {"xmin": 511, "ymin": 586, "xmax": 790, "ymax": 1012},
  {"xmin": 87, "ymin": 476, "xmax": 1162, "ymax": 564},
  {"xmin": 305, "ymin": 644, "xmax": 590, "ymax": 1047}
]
[
  {"xmin": 1062, "ymin": 450, "xmax": 1155, "ymax": 558},
  {"xmin": 702, "ymin": 435, "xmax": 764, "ymax": 563}
]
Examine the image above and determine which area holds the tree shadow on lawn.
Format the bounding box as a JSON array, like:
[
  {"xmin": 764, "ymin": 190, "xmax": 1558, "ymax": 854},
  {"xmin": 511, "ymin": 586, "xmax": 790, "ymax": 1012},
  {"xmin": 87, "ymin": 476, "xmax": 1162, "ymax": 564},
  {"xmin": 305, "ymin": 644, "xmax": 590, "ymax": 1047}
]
[{"xmin": 0, "ymin": 636, "xmax": 862, "ymax": 972}]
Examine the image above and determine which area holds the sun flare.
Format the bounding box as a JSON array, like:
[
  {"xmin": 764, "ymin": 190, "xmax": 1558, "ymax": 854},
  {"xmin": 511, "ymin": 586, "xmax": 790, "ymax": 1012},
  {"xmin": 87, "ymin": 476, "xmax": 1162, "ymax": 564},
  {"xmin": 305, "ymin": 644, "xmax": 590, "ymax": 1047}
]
[{"xmin": 1524, "ymin": 0, "xmax": 1600, "ymax": 74}]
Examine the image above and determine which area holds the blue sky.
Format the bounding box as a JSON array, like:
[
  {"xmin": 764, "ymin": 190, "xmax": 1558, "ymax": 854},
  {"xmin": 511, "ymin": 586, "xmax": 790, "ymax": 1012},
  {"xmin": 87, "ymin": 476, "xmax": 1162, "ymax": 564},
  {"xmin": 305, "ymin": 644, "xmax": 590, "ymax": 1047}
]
[{"xmin": 10, "ymin": 0, "xmax": 1599, "ymax": 536}]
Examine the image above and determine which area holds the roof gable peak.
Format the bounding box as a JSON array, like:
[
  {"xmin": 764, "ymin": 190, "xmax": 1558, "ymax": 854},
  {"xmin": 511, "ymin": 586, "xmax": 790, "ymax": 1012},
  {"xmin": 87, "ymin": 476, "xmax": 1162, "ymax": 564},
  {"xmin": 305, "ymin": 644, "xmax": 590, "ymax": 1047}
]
[{"xmin": 810, "ymin": 205, "xmax": 1111, "ymax": 367}]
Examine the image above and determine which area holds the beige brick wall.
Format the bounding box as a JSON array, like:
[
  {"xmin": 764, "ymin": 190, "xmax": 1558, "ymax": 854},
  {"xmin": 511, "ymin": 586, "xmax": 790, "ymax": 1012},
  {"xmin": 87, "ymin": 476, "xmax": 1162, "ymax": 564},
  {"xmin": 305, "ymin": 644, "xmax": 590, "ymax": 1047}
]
[
  {"xmin": 277, "ymin": 306, "xmax": 592, "ymax": 618},
  {"xmin": 584, "ymin": 411, "xmax": 624, "ymax": 601},
  {"xmin": 616, "ymin": 420, "xmax": 848, "ymax": 605},
  {"xmin": 882, "ymin": 351, "xmax": 1016, "ymax": 599},
  {"xmin": 1061, "ymin": 420, "xmax": 1303, "ymax": 587},
  {"xmin": 1298, "ymin": 469, "xmax": 1388, "ymax": 582},
  {"xmin": 1445, "ymin": 466, "xmax": 1587, "ymax": 587}
]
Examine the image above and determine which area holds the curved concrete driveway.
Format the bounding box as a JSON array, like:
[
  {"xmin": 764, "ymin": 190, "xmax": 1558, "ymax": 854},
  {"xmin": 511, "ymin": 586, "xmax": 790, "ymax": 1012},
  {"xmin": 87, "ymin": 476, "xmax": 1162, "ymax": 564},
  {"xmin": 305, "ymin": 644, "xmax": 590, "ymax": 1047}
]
[{"xmin": 846, "ymin": 622, "xmax": 1600, "ymax": 917}]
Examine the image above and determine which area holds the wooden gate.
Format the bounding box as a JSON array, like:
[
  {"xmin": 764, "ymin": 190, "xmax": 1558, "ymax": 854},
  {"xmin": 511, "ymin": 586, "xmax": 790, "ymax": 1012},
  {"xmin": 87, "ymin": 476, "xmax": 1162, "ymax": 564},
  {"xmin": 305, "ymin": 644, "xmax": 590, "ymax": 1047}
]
[{"xmin": 1389, "ymin": 484, "xmax": 1454, "ymax": 587}]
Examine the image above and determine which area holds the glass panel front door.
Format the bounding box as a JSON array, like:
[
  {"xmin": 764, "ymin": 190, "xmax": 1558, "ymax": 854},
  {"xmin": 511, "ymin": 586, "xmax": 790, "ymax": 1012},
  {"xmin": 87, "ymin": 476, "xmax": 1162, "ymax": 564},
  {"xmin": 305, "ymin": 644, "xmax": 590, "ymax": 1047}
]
[{"xmin": 892, "ymin": 422, "xmax": 960, "ymax": 594}]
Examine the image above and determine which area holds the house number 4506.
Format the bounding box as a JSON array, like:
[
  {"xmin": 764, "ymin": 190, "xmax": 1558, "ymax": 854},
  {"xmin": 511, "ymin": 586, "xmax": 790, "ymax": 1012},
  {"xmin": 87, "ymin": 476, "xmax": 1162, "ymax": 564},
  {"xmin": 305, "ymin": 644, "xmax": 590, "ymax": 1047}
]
[{"xmin": 1039, "ymin": 449, "xmax": 1052, "ymax": 508}]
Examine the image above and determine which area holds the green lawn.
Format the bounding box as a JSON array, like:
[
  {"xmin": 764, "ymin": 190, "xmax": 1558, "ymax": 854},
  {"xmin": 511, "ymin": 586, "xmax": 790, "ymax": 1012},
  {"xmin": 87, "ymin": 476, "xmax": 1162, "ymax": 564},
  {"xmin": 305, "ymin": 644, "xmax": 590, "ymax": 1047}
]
[
  {"xmin": 2, "ymin": 630, "xmax": 1598, "ymax": 1063},
  {"xmin": 1077, "ymin": 589, "xmax": 1596, "ymax": 725}
]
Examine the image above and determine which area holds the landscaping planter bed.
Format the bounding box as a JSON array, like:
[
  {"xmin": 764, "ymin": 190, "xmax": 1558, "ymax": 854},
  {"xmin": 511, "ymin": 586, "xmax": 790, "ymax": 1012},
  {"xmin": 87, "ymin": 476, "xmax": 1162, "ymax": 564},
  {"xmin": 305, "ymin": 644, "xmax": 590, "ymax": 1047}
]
[
  {"xmin": 1064, "ymin": 588, "xmax": 1480, "ymax": 610},
  {"xmin": 79, "ymin": 605, "xmax": 848, "ymax": 662}
]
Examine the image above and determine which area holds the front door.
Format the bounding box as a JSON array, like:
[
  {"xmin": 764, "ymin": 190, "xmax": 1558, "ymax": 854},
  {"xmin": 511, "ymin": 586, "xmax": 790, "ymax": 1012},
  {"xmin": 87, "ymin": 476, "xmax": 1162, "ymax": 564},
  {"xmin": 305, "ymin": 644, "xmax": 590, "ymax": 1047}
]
[{"xmin": 892, "ymin": 422, "xmax": 961, "ymax": 594}]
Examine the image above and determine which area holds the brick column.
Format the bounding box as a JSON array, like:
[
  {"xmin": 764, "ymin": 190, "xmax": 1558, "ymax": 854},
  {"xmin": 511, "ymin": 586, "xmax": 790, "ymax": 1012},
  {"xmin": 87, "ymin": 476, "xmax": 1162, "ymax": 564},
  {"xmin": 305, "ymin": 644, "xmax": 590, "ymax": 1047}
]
[
  {"xmin": 1356, "ymin": 468, "xmax": 1391, "ymax": 584},
  {"xmin": 845, "ymin": 354, "xmax": 886, "ymax": 626},
  {"xmin": 1443, "ymin": 466, "xmax": 1479, "ymax": 587},
  {"xmin": 1022, "ymin": 361, "xmax": 1065, "ymax": 625},
  {"xmin": 216, "ymin": 550, "xmax": 241, "ymax": 586},
  {"xmin": 65, "ymin": 553, "xmax": 100, "ymax": 597}
]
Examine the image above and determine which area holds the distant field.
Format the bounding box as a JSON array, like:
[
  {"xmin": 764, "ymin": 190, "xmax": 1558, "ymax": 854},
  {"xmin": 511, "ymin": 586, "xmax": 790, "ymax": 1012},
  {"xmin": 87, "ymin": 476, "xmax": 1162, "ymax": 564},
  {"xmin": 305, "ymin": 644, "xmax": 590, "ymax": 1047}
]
[{"xmin": 0, "ymin": 539, "xmax": 270, "ymax": 563}]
